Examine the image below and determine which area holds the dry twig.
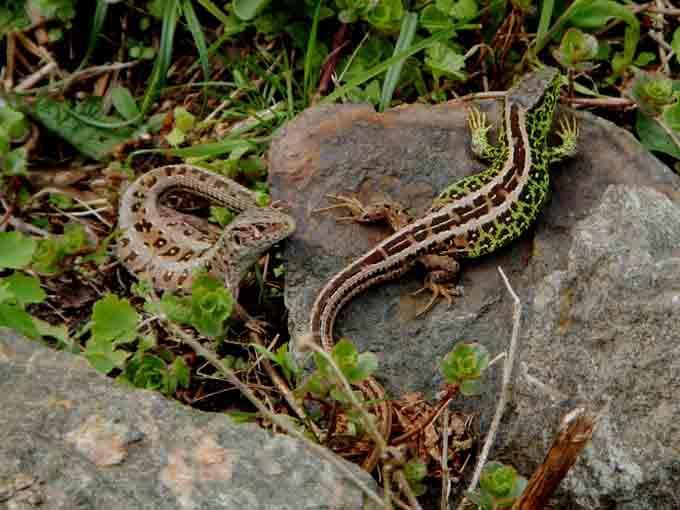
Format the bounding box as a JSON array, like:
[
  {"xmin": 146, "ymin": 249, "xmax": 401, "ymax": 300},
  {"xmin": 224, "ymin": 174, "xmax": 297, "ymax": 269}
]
[
  {"xmin": 456, "ymin": 266, "xmax": 522, "ymax": 510},
  {"xmin": 511, "ymin": 406, "xmax": 598, "ymax": 510}
]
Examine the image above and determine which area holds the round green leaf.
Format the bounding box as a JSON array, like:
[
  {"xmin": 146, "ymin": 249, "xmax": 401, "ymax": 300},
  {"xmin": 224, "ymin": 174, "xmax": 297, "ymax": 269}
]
[
  {"xmin": 233, "ymin": 0, "xmax": 271, "ymax": 21},
  {"xmin": 0, "ymin": 231, "xmax": 36, "ymax": 269},
  {"xmin": 92, "ymin": 294, "xmax": 139, "ymax": 344},
  {"xmin": 2, "ymin": 272, "xmax": 46, "ymax": 306}
]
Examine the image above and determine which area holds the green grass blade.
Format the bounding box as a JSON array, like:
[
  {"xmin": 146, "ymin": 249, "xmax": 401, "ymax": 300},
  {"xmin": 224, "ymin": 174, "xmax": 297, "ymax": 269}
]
[
  {"xmin": 533, "ymin": 0, "xmax": 585, "ymax": 54},
  {"xmin": 321, "ymin": 26, "xmax": 471, "ymax": 105},
  {"xmin": 195, "ymin": 0, "xmax": 232, "ymax": 25},
  {"xmin": 141, "ymin": 0, "xmax": 179, "ymax": 115},
  {"xmin": 78, "ymin": 0, "xmax": 108, "ymax": 70},
  {"xmin": 181, "ymin": 0, "xmax": 211, "ymax": 110},
  {"xmin": 128, "ymin": 137, "xmax": 265, "ymax": 162},
  {"xmin": 379, "ymin": 11, "xmax": 418, "ymax": 112},
  {"xmin": 303, "ymin": 0, "xmax": 322, "ymax": 104},
  {"xmin": 535, "ymin": 0, "xmax": 555, "ymax": 54}
]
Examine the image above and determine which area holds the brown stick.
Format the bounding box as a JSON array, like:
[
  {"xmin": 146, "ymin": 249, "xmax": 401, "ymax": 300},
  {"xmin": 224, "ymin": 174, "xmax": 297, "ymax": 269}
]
[
  {"xmin": 313, "ymin": 22, "xmax": 350, "ymax": 102},
  {"xmin": 512, "ymin": 406, "xmax": 598, "ymax": 510}
]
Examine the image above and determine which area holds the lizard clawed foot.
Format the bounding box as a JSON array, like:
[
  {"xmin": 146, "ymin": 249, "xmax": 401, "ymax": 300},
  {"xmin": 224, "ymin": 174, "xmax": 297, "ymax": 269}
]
[
  {"xmin": 314, "ymin": 194, "xmax": 411, "ymax": 230},
  {"xmin": 411, "ymin": 254, "xmax": 463, "ymax": 317},
  {"xmin": 549, "ymin": 115, "xmax": 580, "ymax": 162},
  {"xmin": 412, "ymin": 278, "xmax": 463, "ymax": 317},
  {"xmin": 467, "ymin": 105, "xmax": 498, "ymax": 160}
]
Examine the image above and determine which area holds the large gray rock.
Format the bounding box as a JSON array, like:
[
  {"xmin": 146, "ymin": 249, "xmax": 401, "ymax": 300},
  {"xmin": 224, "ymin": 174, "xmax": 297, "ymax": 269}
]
[
  {"xmin": 0, "ymin": 331, "xmax": 377, "ymax": 509},
  {"xmin": 269, "ymin": 101, "xmax": 680, "ymax": 508}
]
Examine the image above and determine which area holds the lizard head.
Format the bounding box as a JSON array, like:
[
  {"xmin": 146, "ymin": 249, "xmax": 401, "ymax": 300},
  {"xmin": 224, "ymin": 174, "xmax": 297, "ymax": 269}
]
[
  {"xmin": 506, "ymin": 66, "xmax": 564, "ymax": 111},
  {"xmin": 217, "ymin": 207, "xmax": 296, "ymax": 289}
]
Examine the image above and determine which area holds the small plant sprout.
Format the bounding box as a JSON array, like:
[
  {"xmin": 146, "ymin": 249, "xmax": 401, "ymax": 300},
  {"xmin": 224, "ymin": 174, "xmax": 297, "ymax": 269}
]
[
  {"xmin": 440, "ymin": 342, "xmax": 490, "ymax": 396},
  {"xmin": 552, "ymin": 28, "xmax": 598, "ymax": 72},
  {"xmin": 466, "ymin": 461, "xmax": 528, "ymax": 509},
  {"xmin": 630, "ymin": 73, "xmax": 676, "ymax": 117}
]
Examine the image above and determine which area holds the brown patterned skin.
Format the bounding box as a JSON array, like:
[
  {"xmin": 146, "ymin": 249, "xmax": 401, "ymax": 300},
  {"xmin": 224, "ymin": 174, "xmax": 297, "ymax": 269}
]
[{"xmin": 117, "ymin": 164, "xmax": 296, "ymax": 295}]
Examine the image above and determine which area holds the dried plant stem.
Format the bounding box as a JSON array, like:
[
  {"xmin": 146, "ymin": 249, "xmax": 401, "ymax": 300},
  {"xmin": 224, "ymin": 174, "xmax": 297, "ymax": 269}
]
[
  {"xmin": 168, "ymin": 322, "xmax": 388, "ymax": 509},
  {"xmin": 456, "ymin": 266, "xmax": 522, "ymax": 510},
  {"xmin": 440, "ymin": 406, "xmax": 451, "ymax": 510},
  {"xmin": 301, "ymin": 339, "xmax": 389, "ymax": 455},
  {"xmin": 391, "ymin": 384, "xmax": 457, "ymax": 445},
  {"xmin": 15, "ymin": 62, "xmax": 57, "ymax": 91},
  {"xmin": 246, "ymin": 329, "xmax": 323, "ymax": 440},
  {"xmin": 512, "ymin": 407, "xmax": 598, "ymax": 510}
]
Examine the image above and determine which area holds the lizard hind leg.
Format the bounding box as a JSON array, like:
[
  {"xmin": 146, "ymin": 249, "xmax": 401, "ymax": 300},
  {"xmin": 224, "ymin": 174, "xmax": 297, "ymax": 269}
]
[
  {"xmin": 314, "ymin": 193, "xmax": 412, "ymax": 231},
  {"xmin": 412, "ymin": 254, "xmax": 463, "ymax": 317}
]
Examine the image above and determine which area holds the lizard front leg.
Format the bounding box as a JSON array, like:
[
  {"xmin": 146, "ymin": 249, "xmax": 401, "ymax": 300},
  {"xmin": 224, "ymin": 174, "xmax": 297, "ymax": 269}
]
[
  {"xmin": 468, "ymin": 105, "xmax": 505, "ymax": 161},
  {"xmin": 547, "ymin": 115, "xmax": 579, "ymax": 163}
]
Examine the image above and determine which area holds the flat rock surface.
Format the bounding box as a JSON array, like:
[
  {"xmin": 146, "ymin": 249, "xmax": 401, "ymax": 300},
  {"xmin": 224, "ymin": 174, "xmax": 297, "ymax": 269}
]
[
  {"xmin": 0, "ymin": 331, "xmax": 377, "ymax": 510},
  {"xmin": 269, "ymin": 100, "xmax": 680, "ymax": 509}
]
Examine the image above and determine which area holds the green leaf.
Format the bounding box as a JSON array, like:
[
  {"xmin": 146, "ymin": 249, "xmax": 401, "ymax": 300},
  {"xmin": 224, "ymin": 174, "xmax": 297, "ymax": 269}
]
[
  {"xmin": 0, "ymin": 303, "xmax": 39, "ymax": 339},
  {"xmin": 0, "ymin": 105, "xmax": 30, "ymax": 140},
  {"xmin": 672, "ymin": 28, "xmax": 680, "ymax": 63},
  {"xmin": 91, "ymin": 294, "xmax": 139, "ymax": 344},
  {"xmin": 663, "ymin": 100, "xmax": 680, "ymax": 132},
  {"xmin": 303, "ymin": 0, "xmax": 322, "ymax": 103},
  {"xmin": 233, "ymin": 0, "xmax": 270, "ymax": 21},
  {"xmin": 85, "ymin": 336, "xmax": 130, "ymax": 374},
  {"xmin": 552, "ymin": 27, "xmax": 598, "ymax": 70},
  {"xmin": 165, "ymin": 127, "xmax": 186, "ymax": 147},
  {"xmin": 440, "ymin": 342, "xmax": 490, "ymax": 384},
  {"xmin": 28, "ymin": 96, "xmax": 136, "ymax": 160},
  {"xmin": 62, "ymin": 222, "xmax": 90, "ymax": 254},
  {"xmin": 140, "ymin": 0, "xmax": 179, "ymax": 114},
  {"xmin": 450, "ymin": 0, "xmax": 478, "ymax": 21},
  {"xmin": 48, "ymin": 193, "xmax": 74, "ymax": 210},
  {"xmin": 173, "ymin": 106, "xmax": 195, "ymax": 133},
  {"xmin": 425, "ymin": 42, "xmax": 467, "ymax": 81},
  {"xmin": 160, "ymin": 293, "xmax": 193, "ymax": 324},
  {"xmin": 0, "ymin": 231, "xmax": 36, "ymax": 269},
  {"xmin": 30, "ymin": 238, "xmax": 62, "ymax": 275},
  {"xmin": 404, "ymin": 459, "xmax": 427, "ymax": 482},
  {"xmin": 480, "ymin": 461, "xmax": 520, "ymax": 498},
  {"xmin": 365, "ymin": 0, "xmax": 404, "ymax": 32},
  {"xmin": 170, "ymin": 356, "xmax": 190, "ymax": 388},
  {"xmin": 189, "ymin": 276, "xmax": 234, "ymax": 337},
  {"xmin": 564, "ymin": 0, "xmax": 639, "ymax": 74},
  {"xmin": 110, "ymin": 86, "xmax": 141, "ymax": 120},
  {"xmin": 420, "ymin": 5, "xmax": 454, "ymax": 33},
  {"xmin": 636, "ymin": 111, "xmax": 680, "ymax": 159},
  {"xmin": 634, "ymin": 52, "xmax": 656, "ymax": 66},
  {"xmin": 209, "ymin": 206, "xmax": 236, "ymax": 227},
  {"xmin": 380, "ymin": 11, "xmax": 418, "ymax": 112},
  {"xmin": 1, "ymin": 273, "xmax": 46, "ymax": 306},
  {"xmin": 630, "ymin": 73, "xmax": 675, "ymax": 116},
  {"xmin": 181, "ymin": 0, "xmax": 211, "ymax": 109},
  {"xmin": 3, "ymin": 147, "xmax": 27, "ymax": 176},
  {"xmin": 460, "ymin": 378, "xmax": 484, "ymax": 396},
  {"xmin": 332, "ymin": 338, "xmax": 358, "ymax": 366},
  {"xmin": 344, "ymin": 351, "xmax": 378, "ymax": 383},
  {"xmin": 33, "ymin": 317, "xmax": 69, "ymax": 344},
  {"xmin": 78, "ymin": 0, "xmax": 108, "ymax": 69},
  {"xmin": 0, "ymin": 282, "xmax": 13, "ymax": 303}
]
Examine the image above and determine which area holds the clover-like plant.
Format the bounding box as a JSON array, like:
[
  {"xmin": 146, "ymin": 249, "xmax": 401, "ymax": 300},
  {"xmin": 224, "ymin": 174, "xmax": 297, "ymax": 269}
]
[
  {"xmin": 160, "ymin": 273, "xmax": 234, "ymax": 337},
  {"xmin": 552, "ymin": 28, "xmax": 598, "ymax": 72},
  {"xmin": 440, "ymin": 342, "xmax": 489, "ymax": 395},
  {"xmin": 467, "ymin": 461, "xmax": 528, "ymax": 509},
  {"xmin": 630, "ymin": 73, "xmax": 676, "ymax": 117}
]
